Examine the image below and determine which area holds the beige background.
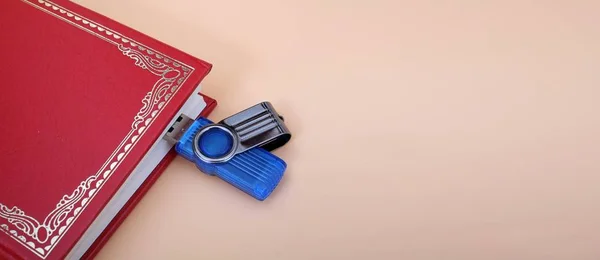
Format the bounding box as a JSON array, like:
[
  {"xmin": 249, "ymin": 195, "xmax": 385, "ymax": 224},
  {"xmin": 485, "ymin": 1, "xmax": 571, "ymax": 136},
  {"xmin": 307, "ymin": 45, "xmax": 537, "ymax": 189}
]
[{"xmin": 73, "ymin": 0, "xmax": 600, "ymax": 259}]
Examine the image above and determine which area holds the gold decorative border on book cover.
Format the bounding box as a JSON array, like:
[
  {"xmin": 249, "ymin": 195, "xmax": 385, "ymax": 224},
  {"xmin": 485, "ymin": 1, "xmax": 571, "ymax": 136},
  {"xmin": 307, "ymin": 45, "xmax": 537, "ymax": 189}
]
[{"xmin": 0, "ymin": 0, "xmax": 197, "ymax": 258}]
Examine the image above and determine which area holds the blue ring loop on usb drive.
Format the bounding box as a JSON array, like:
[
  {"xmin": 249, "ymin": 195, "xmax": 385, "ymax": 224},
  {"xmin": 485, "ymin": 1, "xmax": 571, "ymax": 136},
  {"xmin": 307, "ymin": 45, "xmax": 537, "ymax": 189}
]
[
  {"xmin": 168, "ymin": 102, "xmax": 291, "ymax": 201},
  {"xmin": 193, "ymin": 124, "xmax": 238, "ymax": 163}
]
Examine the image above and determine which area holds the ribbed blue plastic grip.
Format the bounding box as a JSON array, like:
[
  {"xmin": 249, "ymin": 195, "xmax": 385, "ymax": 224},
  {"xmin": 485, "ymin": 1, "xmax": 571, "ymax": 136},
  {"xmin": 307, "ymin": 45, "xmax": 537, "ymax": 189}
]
[{"xmin": 174, "ymin": 118, "xmax": 286, "ymax": 201}]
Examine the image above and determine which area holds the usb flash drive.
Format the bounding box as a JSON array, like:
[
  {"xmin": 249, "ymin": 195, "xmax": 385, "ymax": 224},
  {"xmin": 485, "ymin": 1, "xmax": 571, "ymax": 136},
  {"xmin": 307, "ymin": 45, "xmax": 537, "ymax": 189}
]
[{"xmin": 164, "ymin": 102, "xmax": 291, "ymax": 201}]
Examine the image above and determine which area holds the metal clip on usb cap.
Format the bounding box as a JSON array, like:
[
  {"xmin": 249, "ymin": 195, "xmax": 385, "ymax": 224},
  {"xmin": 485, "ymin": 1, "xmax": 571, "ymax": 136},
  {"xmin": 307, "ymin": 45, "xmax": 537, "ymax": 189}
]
[{"xmin": 166, "ymin": 102, "xmax": 291, "ymax": 201}]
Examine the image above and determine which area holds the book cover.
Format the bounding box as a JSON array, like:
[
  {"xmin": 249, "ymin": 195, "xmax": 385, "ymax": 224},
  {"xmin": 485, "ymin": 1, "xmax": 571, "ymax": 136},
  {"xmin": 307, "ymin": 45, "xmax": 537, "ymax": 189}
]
[{"xmin": 0, "ymin": 0, "xmax": 214, "ymax": 259}]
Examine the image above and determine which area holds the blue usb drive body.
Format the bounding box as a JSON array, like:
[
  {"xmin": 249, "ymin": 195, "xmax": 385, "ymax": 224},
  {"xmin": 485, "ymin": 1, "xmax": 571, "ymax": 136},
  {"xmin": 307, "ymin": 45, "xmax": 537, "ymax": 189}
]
[{"xmin": 164, "ymin": 102, "xmax": 291, "ymax": 201}]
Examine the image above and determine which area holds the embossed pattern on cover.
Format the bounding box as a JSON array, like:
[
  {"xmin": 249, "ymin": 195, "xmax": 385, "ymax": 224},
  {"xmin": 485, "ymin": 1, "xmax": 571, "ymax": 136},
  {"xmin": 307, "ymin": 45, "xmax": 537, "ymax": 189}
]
[{"xmin": 0, "ymin": 1, "xmax": 212, "ymax": 259}]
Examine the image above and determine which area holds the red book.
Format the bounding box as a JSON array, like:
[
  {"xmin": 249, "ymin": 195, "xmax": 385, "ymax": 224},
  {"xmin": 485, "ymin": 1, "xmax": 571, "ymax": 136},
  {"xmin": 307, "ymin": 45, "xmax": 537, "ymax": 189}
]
[{"xmin": 0, "ymin": 0, "xmax": 217, "ymax": 259}]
